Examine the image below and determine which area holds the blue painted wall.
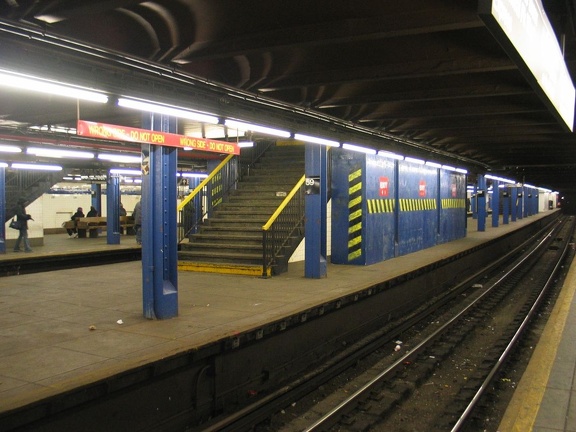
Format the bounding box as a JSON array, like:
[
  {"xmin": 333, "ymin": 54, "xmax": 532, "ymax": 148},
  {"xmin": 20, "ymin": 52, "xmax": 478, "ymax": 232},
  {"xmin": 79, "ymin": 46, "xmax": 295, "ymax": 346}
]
[
  {"xmin": 397, "ymin": 161, "xmax": 438, "ymax": 256},
  {"xmin": 365, "ymin": 154, "xmax": 396, "ymax": 264},
  {"xmin": 331, "ymin": 148, "xmax": 366, "ymax": 265},
  {"xmin": 439, "ymin": 170, "xmax": 466, "ymax": 243},
  {"xmin": 331, "ymin": 149, "xmax": 467, "ymax": 265}
]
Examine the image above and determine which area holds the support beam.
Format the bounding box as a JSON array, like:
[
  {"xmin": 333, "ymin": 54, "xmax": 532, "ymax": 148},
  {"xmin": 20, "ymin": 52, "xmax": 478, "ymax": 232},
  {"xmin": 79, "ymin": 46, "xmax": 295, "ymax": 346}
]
[
  {"xmin": 141, "ymin": 114, "xmax": 178, "ymax": 320},
  {"xmin": 106, "ymin": 174, "xmax": 121, "ymax": 244},
  {"xmin": 304, "ymin": 143, "xmax": 327, "ymax": 279}
]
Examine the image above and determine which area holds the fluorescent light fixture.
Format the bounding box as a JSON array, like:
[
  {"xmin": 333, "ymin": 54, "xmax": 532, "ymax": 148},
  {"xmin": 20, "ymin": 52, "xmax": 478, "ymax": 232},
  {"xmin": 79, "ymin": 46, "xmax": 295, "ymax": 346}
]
[
  {"xmin": 29, "ymin": 125, "xmax": 76, "ymax": 134},
  {"xmin": 0, "ymin": 144, "xmax": 21, "ymax": 153},
  {"xmin": 485, "ymin": 174, "xmax": 516, "ymax": 184},
  {"xmin": 27, "ymin": 147, "xmax": 94, "ymax": 159},
  {"xmin": 0, "ymin": 70, "xmax": 108, "ymax": 103},
  {"xmin": 12, "ymin": 163, "xmax": 62, "ymax": 171},
  {"xmin": 118, "ymin": 98, "xmax": 219, "ymax": 124},
  {"xmin": 294, "ymin": 133, "xmax": 339, "ymax": 147},
  {"xmin": 405, "ymin": 156, "xmax": 425, "ymax": 165},
  {"xmin": 342, "ymin": 143, "xmax": 377, "ymax": 154},
  {"xmin": 238, "ymin": 141, "xmax": 254, "ymax": 148},
  {"xmin": 225, "ymin": 120, "xmax": 291, "ymax": 138},
  {"xmin": 455, "ymin": 168, "xmax": 468, "ymax": 174},
  {"xmin": 98, "ymin": 153, "xmax": 141, "ymax": 163},
  {"xmin": 0, "ymin": 162, "xmax": 8, "ymax": 168},
  {"xmin": 425, "ymin": 161, "xmax": 442, "ymax": 168},
  {"xmin": 110, "ymin": 168, "xmax": 141, "ymax": 176},
  {"xmin": 378, "ymin": 150, "xmax": 404, "ymax": 160},
  {"xmin": 180, "ymin": 172, "xmax": 208, "ymax": 178},
  {"xmin": 442, "ymin": 165, "xmax": 456, "ymax": 171}
]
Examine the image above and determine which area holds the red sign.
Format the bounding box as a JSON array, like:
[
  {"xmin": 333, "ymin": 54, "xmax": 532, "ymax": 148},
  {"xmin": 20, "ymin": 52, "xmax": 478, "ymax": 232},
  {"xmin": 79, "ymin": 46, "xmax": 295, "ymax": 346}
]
[
  {"xmin": 418, "ymin": 180, "xmax": 426, "ymax": 197},
  {"xmin": 379, "ymin": 176, "xmax": 389, "ymax": 197},
  {"xmin": 77, "ymin": 120, "xmax": 239, "ymax": 155}
]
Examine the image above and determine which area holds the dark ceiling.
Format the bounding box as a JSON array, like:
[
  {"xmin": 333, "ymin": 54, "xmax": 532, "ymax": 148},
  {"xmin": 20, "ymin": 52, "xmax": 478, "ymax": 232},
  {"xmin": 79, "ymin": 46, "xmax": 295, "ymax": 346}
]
[{"xmin": 0, "ymin": 0, "xmax": 575, "ymax": 194}]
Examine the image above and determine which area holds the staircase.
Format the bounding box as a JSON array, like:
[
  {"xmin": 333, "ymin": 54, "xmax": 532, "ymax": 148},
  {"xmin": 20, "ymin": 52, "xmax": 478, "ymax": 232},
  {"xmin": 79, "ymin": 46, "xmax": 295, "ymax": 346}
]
[
  {"xmin": 4, "ymin": 171, "xmax": 65, "ymax": 221},
  {"xmin": 178, "ymin": 144, "xmax": 305, "ymax": 276}
]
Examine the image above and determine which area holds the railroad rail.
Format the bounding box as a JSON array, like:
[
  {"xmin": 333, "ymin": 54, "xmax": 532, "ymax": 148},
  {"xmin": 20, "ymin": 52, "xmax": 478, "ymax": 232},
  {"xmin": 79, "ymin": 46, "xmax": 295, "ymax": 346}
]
[
  {"xmin": 298, "ymin": 217, "xmax": 574, "ymax": 431},
  {"xmin": 195, "ymin": 216, "xmax": 574, "ymax": 431}
]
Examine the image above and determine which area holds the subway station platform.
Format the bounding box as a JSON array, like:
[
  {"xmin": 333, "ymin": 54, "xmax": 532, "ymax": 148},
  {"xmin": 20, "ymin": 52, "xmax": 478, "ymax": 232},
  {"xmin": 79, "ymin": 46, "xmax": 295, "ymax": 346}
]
[{"xmin": 0, "ymin": 210, "xmax": 573, "ymax": 431}]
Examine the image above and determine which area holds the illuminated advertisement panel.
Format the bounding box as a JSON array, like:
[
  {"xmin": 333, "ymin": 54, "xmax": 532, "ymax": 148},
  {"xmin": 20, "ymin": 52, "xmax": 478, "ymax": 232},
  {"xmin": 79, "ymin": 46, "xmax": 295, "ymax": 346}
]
[{"xmin": 479, "ymin": 0, "xmax": 575, "ymax": 131}]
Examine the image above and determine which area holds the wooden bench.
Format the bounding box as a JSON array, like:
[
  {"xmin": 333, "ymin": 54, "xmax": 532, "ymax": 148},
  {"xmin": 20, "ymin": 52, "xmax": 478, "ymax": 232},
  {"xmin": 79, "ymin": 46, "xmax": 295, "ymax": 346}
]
[{"xmin": 73, "ymin": 216, "xmax": 135, "ymax": 237}]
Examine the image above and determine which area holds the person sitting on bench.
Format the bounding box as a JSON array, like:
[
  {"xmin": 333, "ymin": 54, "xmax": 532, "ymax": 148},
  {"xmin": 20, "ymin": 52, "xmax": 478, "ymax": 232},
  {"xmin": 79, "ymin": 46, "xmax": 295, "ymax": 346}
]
[{"xmin": 67, "ymin": 207, "xmax": 85, "ymax": 238}]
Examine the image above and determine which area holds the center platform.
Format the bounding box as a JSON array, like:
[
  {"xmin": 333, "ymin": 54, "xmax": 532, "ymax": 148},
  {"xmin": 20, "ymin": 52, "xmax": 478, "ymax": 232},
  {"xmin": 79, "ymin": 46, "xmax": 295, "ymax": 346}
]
[{"xmin": 0, "ymin": 211, "xmax": 562, "ymax": 430}]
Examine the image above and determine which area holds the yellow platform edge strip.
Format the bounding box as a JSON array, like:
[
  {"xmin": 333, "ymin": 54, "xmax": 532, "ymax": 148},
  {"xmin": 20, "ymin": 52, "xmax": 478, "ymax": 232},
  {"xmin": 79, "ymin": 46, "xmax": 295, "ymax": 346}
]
[
  {"xmin": 498, "ymin": 256, "xmax": 576, "ymax": 431},
  {"xmin": 178, "ymin": 262, "xmax": 268, "ymax": 277}
]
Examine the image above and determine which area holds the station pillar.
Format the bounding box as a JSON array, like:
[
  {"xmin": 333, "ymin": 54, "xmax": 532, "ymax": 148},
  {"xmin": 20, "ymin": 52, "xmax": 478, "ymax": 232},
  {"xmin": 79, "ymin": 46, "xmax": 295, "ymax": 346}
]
[
  {"xmin": 106, "ymin": 174, "xmax": 121, "ymax": 244},
  {"xmin": 477, "ymin": 175, "xmax": 486, "ymax": 232},
  {"xmin": 141, "ymin": 113, "xmax": 178, "ymax": 320},
  {"xmin": 502, "ymin": 188, "xmax": 510, "ymax": 224},
  {"xmin": 511, "ymin": 187, "xmax": 518, "ymax": 222},
  {"xmin": 304, "ymin": 143, "xmax": 327, "ymax": 278},
  {"xmin": 516, "ymin": 187, "xmax": 524, "ymax": 220},
  {"xmin": 491, "ymin": 180, "xmax": 499, "ymax": 228},
  {"xmin": 0, "ymin": 167, "xmax": 5, "ymax": 254},
  {"xmin": 91, "ymin": 184, "xmax": 102, "ymax": 215}
]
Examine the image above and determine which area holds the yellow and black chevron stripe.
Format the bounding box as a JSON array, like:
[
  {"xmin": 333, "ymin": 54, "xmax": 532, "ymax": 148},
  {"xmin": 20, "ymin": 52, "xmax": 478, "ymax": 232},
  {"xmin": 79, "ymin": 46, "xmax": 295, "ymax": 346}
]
[
  {"xmin": 399, "ymin": 198, "xmax": 437, "ymax": 211},
  {"xmin": 441, "ymin": 198, "xmax": 466, "ymax": 209},
  {"xmin": 348, "ymin": 168, "xmax": 362, "ymax": 262},
  {"xmin": 367, "ymin": 199, "xmax": 395, "ymax": 214},
  {"xmin": 211, "ymin": 171, "xmax": 223, "ymax": 207}
]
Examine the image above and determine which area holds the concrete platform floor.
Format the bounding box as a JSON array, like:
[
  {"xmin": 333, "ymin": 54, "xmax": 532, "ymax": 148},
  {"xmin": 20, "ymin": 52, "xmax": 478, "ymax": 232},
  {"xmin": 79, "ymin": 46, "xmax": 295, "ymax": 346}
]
[{"xmin": 0, "ymin": 212, "xmax": 563, "ymax": 424}]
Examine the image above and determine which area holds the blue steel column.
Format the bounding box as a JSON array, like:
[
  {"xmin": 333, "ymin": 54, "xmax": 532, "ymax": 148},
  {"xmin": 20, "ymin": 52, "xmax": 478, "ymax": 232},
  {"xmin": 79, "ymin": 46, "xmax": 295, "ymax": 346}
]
[
  {"xmin": 141, "ymin": 113, "xmax": 178, "ymax": 319},
  {"xmin": 0, "ymin": 167, "xmax": 5, "ymax": 254},
  {"xmin": 91, "ymin": 184, "xmax": 102, "ymax": 215},
  {"xmin": 511, "ymin": 187, "xmax": 518, "ymax": 222},
  {"xmin": 477, "ymin": 175, "xmax": 486, "ymax": 232},
  {"xmin": 394, "ymin": 160, "xmax": 400, "ymax": 256},
  {"xmin": 320, "ymin": 146, "xmax": 328, "ymax": 259},
  {"xmin": 502, "ymin": 188, "xmax": 510, "ymax": 224},
  {"xmin": 517, "ymin": 187, "xmax": 524, "ymax": 220},
  {"xmin": 106, "ymin": 174, "xmax": 121, "ymax": 244},
  {"xmin": 491, "ymin": 180, "xmax": 500, "ymax": 227},
  {"xmin": 471, "ymin": 185, "xmax": 477, "ymax": 219},
  {"xmin": 305, "ymin": 143, "xmax": 327, "ymax": 278}
]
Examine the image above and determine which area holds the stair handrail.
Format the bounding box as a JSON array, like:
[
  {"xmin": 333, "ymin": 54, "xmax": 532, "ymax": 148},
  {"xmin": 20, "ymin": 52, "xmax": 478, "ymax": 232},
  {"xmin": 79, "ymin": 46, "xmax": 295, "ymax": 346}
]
[
  {"xmin": 177, "ymin": 154, "xmax": 235, "ymax": 211},
  {"xmin": 177, "ymin": 154, "xmax": 235, "ymax": 242},
  {"xmin": 262, "ymin": 175, "xmax": 306, "ymax": 277}
]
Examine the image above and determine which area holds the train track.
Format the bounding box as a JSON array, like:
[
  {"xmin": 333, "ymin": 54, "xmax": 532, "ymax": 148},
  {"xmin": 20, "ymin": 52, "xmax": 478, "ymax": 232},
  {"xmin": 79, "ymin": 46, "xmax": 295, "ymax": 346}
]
[
  {"xmin": 280, "ymin": 217, "xmax": 575, "ymax": 432},
  {"xmin": 193, "ymin": 216, "xmax": 574, "ymax": 432}
]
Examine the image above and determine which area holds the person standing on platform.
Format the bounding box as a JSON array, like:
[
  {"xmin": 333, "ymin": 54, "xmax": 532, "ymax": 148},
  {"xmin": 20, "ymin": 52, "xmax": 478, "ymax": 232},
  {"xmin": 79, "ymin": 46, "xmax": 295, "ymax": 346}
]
[
  {"xmin": 13, "ymin": 198, "xmax": 33, "ymax": 253},
  {"xmin": 119, "ymin": 202, "xmax": 127, "ymax": 216},
  {"xmin": 67, "ymin": 207, "xmax": 85, "ymax": 238},
  {"xmin": 132, "ymin": 199, "xmax": 142, "ymax": 245},
  {"xmin": 86, "ymin": 206, "xmax": 98, "ymax": 217}
]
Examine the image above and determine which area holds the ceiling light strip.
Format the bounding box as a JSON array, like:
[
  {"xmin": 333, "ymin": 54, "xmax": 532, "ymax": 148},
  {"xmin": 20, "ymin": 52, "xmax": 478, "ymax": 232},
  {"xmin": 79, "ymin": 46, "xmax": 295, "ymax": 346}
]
[
  {"xmin": 0, "ymin": 70, "xmax": 108, "ymax": 103},
  {"xmin": 118, "ymin": 98, "xmax": 219, "ymax": 124}
]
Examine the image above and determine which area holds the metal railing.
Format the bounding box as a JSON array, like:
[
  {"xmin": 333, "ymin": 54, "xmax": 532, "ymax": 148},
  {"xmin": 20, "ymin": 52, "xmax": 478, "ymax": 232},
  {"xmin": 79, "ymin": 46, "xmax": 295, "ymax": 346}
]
[
  {"xmin": 262, "ymin": 175, "xmax": 306, "ymax": 277},
  {"xmin": 177, "ymin": 155, "xmax": 237, "ymax": 243},
  {"xmin": 4, "ymin": 170, "xmax": 64, "ymax": 221}
]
